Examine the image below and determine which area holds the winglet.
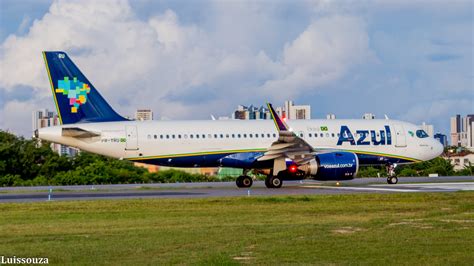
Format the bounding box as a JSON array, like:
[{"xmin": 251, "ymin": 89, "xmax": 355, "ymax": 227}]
[{"xmin": 267, "ymin": 103, "xmax": 289, "ymax": 132}]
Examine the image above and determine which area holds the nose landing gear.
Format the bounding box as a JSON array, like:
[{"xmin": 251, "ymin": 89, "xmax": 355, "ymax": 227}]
[{"xmin": 386, "ymin": 163, "xmax": 398, "ymax": 184}]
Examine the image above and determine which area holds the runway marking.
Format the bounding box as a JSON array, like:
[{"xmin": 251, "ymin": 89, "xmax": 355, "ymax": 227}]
[
  {"xmin": 301, "ymin": 185, "xmax": 420, "ymax": 192},
  {"xmin": 384, "ymin": 182, "xmax": 474, "ymax": 191}
]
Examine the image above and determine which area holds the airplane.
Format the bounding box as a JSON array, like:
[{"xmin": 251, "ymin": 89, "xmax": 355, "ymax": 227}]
[{"xmin": 37, "ymin": 51, "xmax": 444, "ymax": 188}]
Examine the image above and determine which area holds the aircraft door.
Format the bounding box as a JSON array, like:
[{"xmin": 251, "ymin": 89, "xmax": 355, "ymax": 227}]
[
  {"xmin": 393, "ymin": 124, "xmax": 407, "ymax": 147},
  {"xmin": 125, "ymin": 125, "xmax": 139, "ymax": 150}
]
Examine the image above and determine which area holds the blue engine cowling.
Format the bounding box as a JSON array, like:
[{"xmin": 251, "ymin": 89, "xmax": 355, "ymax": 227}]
[{"xmin": 305, "ymin": 152, "xmax": 359, "ymax": 181}]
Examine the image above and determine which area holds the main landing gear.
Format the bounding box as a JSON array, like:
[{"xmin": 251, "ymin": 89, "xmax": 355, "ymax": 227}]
[
  {"xmin": 236, "ymin": 175, "xmax": 253, "ymax": 188},
  {"xmin": 265, "ymin": 175, "xmax": 283, "ymax": 188}
]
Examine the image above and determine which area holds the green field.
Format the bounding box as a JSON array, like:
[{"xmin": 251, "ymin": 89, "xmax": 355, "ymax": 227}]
[{"xmin": 1, "ymin": 192, "xmax": 474, "ymax": 265}]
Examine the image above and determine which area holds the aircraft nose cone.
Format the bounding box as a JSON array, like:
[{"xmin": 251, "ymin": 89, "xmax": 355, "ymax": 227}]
[{"xmin": 433, "ymin": 140, "xmax": 444, "ymax": 158}]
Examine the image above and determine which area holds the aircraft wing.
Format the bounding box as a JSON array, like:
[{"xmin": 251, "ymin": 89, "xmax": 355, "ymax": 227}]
[{"xmin": 257, "ymin": 103, "xmax": 315, "ymax": 165}]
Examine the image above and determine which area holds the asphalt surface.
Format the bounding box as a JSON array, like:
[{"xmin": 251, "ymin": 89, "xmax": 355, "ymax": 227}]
[{"xmin": 1, "ymin": 176, "xmax": 473, "ymax": 203}]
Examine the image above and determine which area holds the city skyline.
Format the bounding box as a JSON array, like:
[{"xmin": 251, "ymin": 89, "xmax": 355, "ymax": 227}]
[{"xmin": 0, "ymin": 0, "xmax": 472, "ymax": 137}]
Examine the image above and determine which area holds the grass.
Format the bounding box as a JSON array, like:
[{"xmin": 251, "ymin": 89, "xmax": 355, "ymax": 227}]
[{"xmin": 0, "ymin": 192, "xmax": 473, "ymax": 265}]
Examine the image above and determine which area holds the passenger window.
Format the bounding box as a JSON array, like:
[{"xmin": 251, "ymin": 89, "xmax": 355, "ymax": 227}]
[
  {"xmin": 196, "ymin": 134, "xmax": 200, "ymax": 139},
  {"xmin": 249, "ymin": 134, "xmax": 253, "ymax": 138},
  {"xmin": 160, "ymin": 135, "xmax": 163, "ymax": 139},
  {"xmin": 154, "ymin": 135, "xmax": 157, "ymax": 139},
  {"xmin": 172, "ymin": 134, "xmax": 175, "ymax": 139},
  {"xmin": 331, "ymin": 133, "xmax": 335, "ymax": 137},
  {"xmin": 309, "ymin": 133, "xmax": 312, "ymax": 137},
  {"xmin": 226, "ymin": 134, "xmax": 229, "ymax": 138},
  {"xmin": 299, "ymin": 133, "xmax": 304, "ymax": 137},
  {"xmin": 178, "ymin": 134, "xmax": 181, "ymax": 139},
  {"xmin": 190, "ymin": 134, "xmax": 194, "ymax": 139},
  {"xmin": 255, "ymin": 134, "xmax": 258, "ymax": 138},
  {"xmin": 314, "ymin": 134, "xmax": 317, "ymax": 138},
  {"xmin": 214, "ymin": 134, "xmax": 218, "ymax": 138},
  {"xmin": 238, "ymin": 134, "xmax": 241, "ymax": 138},
  {"xmin": 273, "ymin": 133, "xmax": 276, "ymax": 138},
  {"xmin": 243, "ymin": 134, "xmax": 247, "ymax": 138},
  {"xmin": 232, "ymin": 134, "xmax": 235, "ymax": 138},
  {"xmin": 166, "ymin": 135, "xmax": 169, "ymax": 139},
  {"xmin": 267, "ymin": 133, "xmax": 271, "ymax": 138},
  {"xmin": 320, "ymin": 133, "xmax": 323, "ymax": 137},
  {"xmin": 202, "ymin": 134, "xmax": 205, "ymax": 139},
  {"xmin": 220, "ymin": 134, "xmax": 224, "ymax": 138},
  {"xmin": 261, "ymin": 133, "xmax": 265, "ymax": 138}
]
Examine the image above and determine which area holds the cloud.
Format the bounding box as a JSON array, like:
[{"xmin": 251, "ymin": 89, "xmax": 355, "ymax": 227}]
[{"xmin": 0, "ymin": 0, "xmax": 374, "ymax": 136}]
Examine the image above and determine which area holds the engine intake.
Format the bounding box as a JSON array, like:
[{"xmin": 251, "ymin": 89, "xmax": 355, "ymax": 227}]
[{"xmin": 299, "ymin": 152, "xmax": 359, "ymax": 181}]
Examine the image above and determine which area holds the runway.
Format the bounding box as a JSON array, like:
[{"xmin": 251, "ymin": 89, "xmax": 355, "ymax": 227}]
[{"xmin": 1, "ymin": 176, "xmax": 473, "ymax": 203}]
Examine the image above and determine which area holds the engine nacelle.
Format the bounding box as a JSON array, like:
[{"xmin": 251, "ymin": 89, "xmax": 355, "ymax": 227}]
[{"xmin": 299, "ymin": 152, "xmax": 359, "ymax": 181}]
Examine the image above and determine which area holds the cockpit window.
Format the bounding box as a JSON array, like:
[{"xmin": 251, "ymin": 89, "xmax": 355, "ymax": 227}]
[{"xmin": 416, "ymin": 130, "xmax": 429, "ymax": 138}]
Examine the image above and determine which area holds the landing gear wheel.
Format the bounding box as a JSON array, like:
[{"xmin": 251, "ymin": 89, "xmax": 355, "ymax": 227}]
[
  {"xmin": 236, "ymin": 176, "xmax": 253, "ymax": 188},
  {"xmin": 265, "ymin": 176, "xmax": 283, "ymax": 188},
  {"xmin": 387, "ymin": 176, "xmax": 398, "ymax": 184}
]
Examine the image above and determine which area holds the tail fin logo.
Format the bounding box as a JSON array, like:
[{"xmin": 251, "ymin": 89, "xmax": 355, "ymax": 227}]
[{"xmin": 56, "ymin": 77, "xmax": 90, "ymax": 113}]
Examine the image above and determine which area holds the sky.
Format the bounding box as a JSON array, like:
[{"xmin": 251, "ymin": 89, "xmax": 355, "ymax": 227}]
[{"xmin": 0, "ymin": 0, "xmax": 473, "ymax": 137}]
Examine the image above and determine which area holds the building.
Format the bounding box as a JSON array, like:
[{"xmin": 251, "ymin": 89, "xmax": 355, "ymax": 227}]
[
  {"xmin": 450, "ymin": 114, "xmax": 461, "ymax": 146},
  {"xmin": 362, "ymin": 113, "xmax": 375, "ymax": 120},
  {"xmin": 420, "ymin": 122, "xmax": 434, "ymax": 137},
  {"xmin": 233, "ymin": 105, "xmax": 270, "ymax": 120},
  {"xmin": 450, "ymin": 114, "xmax": 474, "ymax": 150},
  {"xmin": 326, "ymin": 114, "xmax": 336, "ymax": 120},
  {"xmin": 135, "ymin": 109, "xmax": 153, "ymax": 121},
  {"xmin": 32, "ymin": 109, "xmax": 57, "ymax": 134},
  {"xmin": 434, "ymin": 133, "xmax": 448, "ymax": 147},
  {"xmin": 233, "ymin": 101, "xmax": 310, "ymax": 120},
  {"xmin": 32, "ymin": 109, "xmax": 78, "ymax": 156},
  {"xmin": 445, "ymin": 153, "xmax": 474, "ymax": 171},
  {"xmin": 284, "ymin": 100, "xmax": 311, "ymax": 120}
]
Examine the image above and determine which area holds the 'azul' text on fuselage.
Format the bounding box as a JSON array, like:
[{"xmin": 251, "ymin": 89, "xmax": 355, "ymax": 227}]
[{"xmin": 337, "ymin": 125, "xmax": 392, "ymax": 146}]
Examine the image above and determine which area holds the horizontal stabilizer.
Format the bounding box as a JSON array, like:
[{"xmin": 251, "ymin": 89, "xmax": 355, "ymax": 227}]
[{"xmin": 62, "ymin": 127, "xmax": 101, "ymax": 138}]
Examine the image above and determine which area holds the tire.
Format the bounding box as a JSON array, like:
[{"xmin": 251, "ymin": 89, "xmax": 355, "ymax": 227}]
[
  {"xmin": 265, "ymin": 176, "xmax": 273, "ymax": 188},
  {"xmin": 387, "ymin": 176, "xmax": 398, "ymax": 184},
  {"xmin": 268, "ymin": 176, "xmax": 283, "ymax": 188},
  {"xmin": 390, "ymin": 176, "xmax": 398, "ymax": 184},
  {"xmin": 241, "ymin": 176, "xmax": 253, "ymax": 188},
  {"xmin": 236, "ymin": 176, "xmax": 244, "ymax": 188}
]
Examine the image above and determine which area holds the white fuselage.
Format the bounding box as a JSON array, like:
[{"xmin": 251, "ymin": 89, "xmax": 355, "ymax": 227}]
[{"xmin": 38, "ymin": 119, "xmax": 443, "ymax": 166}]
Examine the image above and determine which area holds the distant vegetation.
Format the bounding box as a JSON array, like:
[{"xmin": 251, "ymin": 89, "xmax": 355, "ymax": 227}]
[
  {"xmin": 0, "ymin": 130, "xmax": 227, "ymax": 186},
  {"xmin": 358, "ymin": 156, "xmax": 473, "ymax": 177},
  {"xmin": 0, "ymin": 130, "xmax": 472, "ymax": 186}
]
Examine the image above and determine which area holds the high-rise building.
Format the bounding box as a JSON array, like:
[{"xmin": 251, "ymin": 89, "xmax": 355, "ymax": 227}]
[
  {"xmin": 284, "ymin": 100, "xmax": 311, "ymax": 120},
  {"xmin": 232, "ymin": 101, "xmax": 310, "ymax": 120},
  {"xmin": 420, "ymin": 122, "xmax": 434, "ymax": 137},
  {"xmin": 434, "ymin": 133, "xmax": 448, "ymax": 147},
  {"xmin": 135, "ymin": 109, "xmax": 153, "ymax": 121},
  {"xmin": 232, "ymin": 105, "xmax": 270, "ymax": 120},
  {"xmin": 450, "ymin": 114, "xmax": 461, "ymax": 146},
  {"xmin": 32, "ymin": 109, "xmax": 78, "ymax": 157},
  {"xmin": 32, "ymin": 109, "xmax": 57, "ymax": 135},
  {"xmin": 450, "ymin": 114, "xmax": 474, "ymax": 150}
]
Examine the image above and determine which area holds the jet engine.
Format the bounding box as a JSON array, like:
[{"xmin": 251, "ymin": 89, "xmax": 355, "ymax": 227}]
[{"xmin": 298, "ymin": 152, "xmax": 359, "ymax": 181}]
